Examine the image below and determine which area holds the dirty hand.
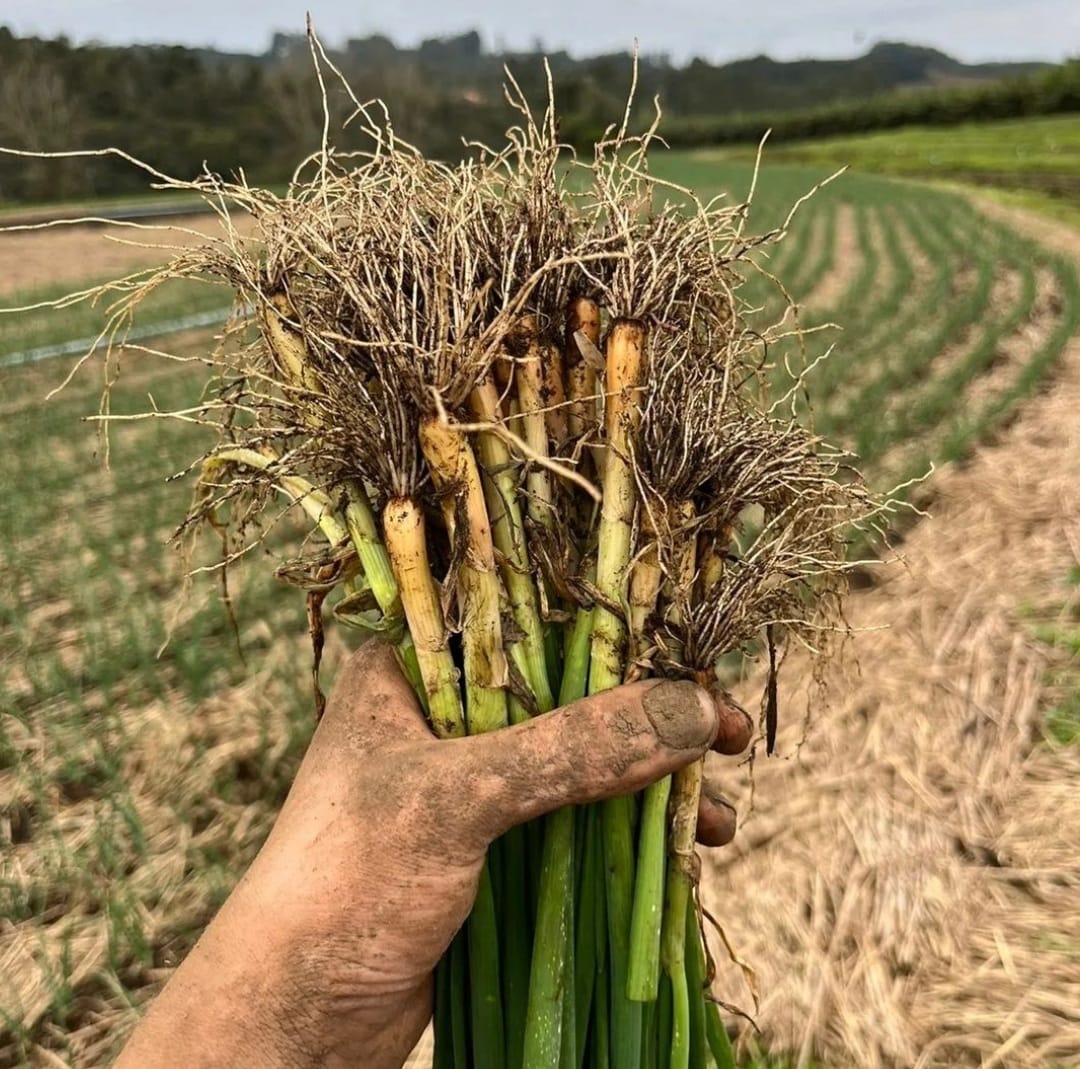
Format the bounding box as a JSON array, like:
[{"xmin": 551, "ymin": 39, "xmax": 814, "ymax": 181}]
[{"xmin": 115, "ymin": 642, "xmax": 753, "ymax": 1069}]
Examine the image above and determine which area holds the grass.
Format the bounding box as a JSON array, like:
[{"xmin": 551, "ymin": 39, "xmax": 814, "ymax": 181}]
[
  {"xmin": 0, "ymin": 182, "xmax": 290, "ymax": 222},
  {"xmin": 1047, "ymin": 693, "xmax": 1080, "ymax": 745},
  {"xmin": 943, "ymin": 183, "xmax": 1080, "ymax": 234},
  {"xmin": 2, "ymin": 150, "xmax": 1078, "ymax": 1066},
  {"xmin": 0, "ymin": 189, "xmax": 209, "ymax": 220},
  {"xmin": 1029, "ymin": 566, "xmax": 1080, "ymax": 747},
  {"xmin": 0, "ymin": 275, "xmax": 231, "ymax": 364},
  {"xmin": 699, "ymin": 113, "xmax": 1080, "ymax": 200},
  {"xmin": 692, "ymin": 112, "xmax": 1080, "ymax": 231}
]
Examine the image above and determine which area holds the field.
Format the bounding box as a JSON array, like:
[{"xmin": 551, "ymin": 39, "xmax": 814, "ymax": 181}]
[
  {"xmin": 650, "ymin": 157, "xmax": 1080, "ymax": 493},
  {"xmin": 707, "ymin": 114, "xmax": 1080, "ymax": 227},
  {"xmin": 2, "ymin": 153, "xmax": 1080, "ymax": 1068}
]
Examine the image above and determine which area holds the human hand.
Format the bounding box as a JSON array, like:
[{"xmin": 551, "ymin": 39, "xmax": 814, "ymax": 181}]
[{"xmin": 115, "ymin": 642, "xmax": 752, "ymax": 1069}]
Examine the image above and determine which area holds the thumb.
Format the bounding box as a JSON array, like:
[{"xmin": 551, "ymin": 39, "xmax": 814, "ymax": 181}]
[{"xmin": 443, "ymin": 679, "xmax": 719, "ymax": 849}]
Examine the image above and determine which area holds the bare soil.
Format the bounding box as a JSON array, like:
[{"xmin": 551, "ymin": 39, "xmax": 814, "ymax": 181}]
[
  {"xmin": 804, "ymin": 202, "xmax": 860, "ymax": 312},
  {"xmin": 828, "ymin": 207, "xmax": 956, "ymax": 408},
  {"xmin": 963, "ymin": 266, "xmax": 1061, "ymax": 413},
  {"xmin": 0, "ymin": 212, "xmax": 253, "ymax": 298},
  {"xmin": 973, "ymin": 195, "xmax": 1080, "ymax": 263},
  {"xmin": 880, "ymin": 265, "xmax": 1024, "ymax": 427}
]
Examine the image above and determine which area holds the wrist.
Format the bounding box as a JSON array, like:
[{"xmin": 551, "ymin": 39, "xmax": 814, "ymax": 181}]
[
  {"xmin": 117, "ymin": 865, "xmax": 427, "ymax": 1069},
  {"xmin": 116, "ymin": 878, "xmax": 319, "ymax": 1068}
]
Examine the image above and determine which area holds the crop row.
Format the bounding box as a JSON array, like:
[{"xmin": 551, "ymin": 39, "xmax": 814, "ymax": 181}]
[{"xmin": 671, "ymin": 162, "xmax": 1079, "ymax": 504}]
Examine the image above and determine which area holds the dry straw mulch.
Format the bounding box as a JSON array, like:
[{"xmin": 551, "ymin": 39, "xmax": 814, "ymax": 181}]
[{"xmin": 704, "ymin": 326, "xmax": 1080, "ymax": 1067}]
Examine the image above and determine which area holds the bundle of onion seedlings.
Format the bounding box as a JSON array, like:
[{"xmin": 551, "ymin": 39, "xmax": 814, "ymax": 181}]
[{"xmin": 82, "ymin": 69, "xmax": 883, "ymax": 1069}]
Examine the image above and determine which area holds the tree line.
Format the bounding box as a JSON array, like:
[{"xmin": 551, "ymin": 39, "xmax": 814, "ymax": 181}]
[
  {"xmin": 0, "ymin": 26, "xmax": 1072, "ymax": 204},
  {"xmin": 655, "ymin": 58, "xmax": 1080, "ymax": 147}
]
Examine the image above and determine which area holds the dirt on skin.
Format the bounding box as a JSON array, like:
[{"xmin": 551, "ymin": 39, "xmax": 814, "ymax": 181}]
[{"xmin": 0, "ymin": 212, "xmax": 254, "ymax": 299}]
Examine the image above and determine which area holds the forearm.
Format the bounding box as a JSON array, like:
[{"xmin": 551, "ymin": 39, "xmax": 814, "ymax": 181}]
[
  {"xmin": 114, "ymin": 875, "xmax": 317, "ymax": 1068},
  {"xmin": 114, "ymin": 833, "xmax": 428, "ymax": 1069}
]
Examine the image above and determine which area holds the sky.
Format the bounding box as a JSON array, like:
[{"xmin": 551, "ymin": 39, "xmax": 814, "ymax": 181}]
[{"xmin": 5, "ymin": 0, "xmax": 1079, "ymax": 64}]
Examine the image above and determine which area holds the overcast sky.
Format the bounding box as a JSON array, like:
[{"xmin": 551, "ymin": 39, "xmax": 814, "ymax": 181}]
[{"xmin": 6, "ymin": 0, "xmax": 1078, "ymax": 64}]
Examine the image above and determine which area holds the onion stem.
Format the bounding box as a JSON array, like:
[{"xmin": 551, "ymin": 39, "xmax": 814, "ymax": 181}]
[
  {"xmin": 523, "ymin": 602, "xmax": 593, "ymax": 1068},
  {"xmin": 591, "ymin": 318, "xmax": 648, "ymax": 1069},
  {"xmin": 515, "ymin": 315, "xmax": 558, "ymax": 532},
  {"xmin": 660, "ymin": 758, "xmax": 703, "ymax": 1069},
  {"xmin": 420, "ymin": 416, "xmax": 508, "ymax": 735},
  {"xmin": 565, "ymin": 297, "xmax": 602, "ymax": 476},
  {"xmin": 469, "ymin": 376, "xmax": 555, "ymax": 714},
  {"xmin": 383, "ymin": 496, "xmax": 464, "ymax": 739},
  {"xmin": 342, "ymin": 479, "xmax": 401, "ymax": 619}
]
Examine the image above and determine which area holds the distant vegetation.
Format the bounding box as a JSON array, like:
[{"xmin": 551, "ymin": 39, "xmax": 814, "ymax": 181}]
[
  {"xmin": 706, "ymin": 114, "xmax": 1080, "ymax": 204},
  {"xmin": 660, "ymin": 58, "xmax": 1080, "ymax": 146},
  {"xmin": 0, "ymin": 24, "xmax": 1064, "ymax": 204}
]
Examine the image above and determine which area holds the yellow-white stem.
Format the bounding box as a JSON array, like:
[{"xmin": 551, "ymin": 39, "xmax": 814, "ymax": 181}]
[
  {"xmin": 627, "ymin": 541, "xmax": 662, "ymax": 678},
  {"xmin": 515, "ymin": 315, "xmax": 557, "ymax": 532},
  {"xmin": 590, "ymin": 318, "xmax": 647, "ymax": 690},
  {"xmin": 207, "ymin": 447, "xmax": 347, "ymax": 546},
  {"xmin": 383, "ymin": 496, "xmax": 464, "ymax": 739},
  {"xmin": 259, "ymin": 292, "xmax": 322, "ymax": 397},
  {"xmin": 544, "ymin": 340, "xmax": 568, "ymax": 449},
  {"xmin": 566, "ymin": 296, "xmax": 601, "ymax": 443},
  {"xmin": 419, "ymin": 416, "xmax": 508, "ymax": 735},
  {"xmin": 469, "ymin": 377, "xmax": 555, "ymax": 715}
]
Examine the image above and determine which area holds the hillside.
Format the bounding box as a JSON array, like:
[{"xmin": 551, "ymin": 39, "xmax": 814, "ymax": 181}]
[
  {"xmin": 0, "ymin": 25, "xmax": 1054, "ymax": 202},
  {"xmin": 278, "ymin": 35, "xmax": 1048, "ymax": 114}
]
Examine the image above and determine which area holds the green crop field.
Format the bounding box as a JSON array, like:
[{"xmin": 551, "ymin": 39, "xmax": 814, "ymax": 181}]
[
  {"xmin": 722, "ymin": 114, "xmax": 1080, "ymax": 187},
  {"xmin": 702, "ymin": 113, "xmax": 1080, "ymax": 227},
  {"xmin": 649, "ymin": 156, "xmax": 1080, "ymax": 495},
  {"xmin": 2, "ymin": 154, "xmax": 1079, "ymax": 1067}
]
